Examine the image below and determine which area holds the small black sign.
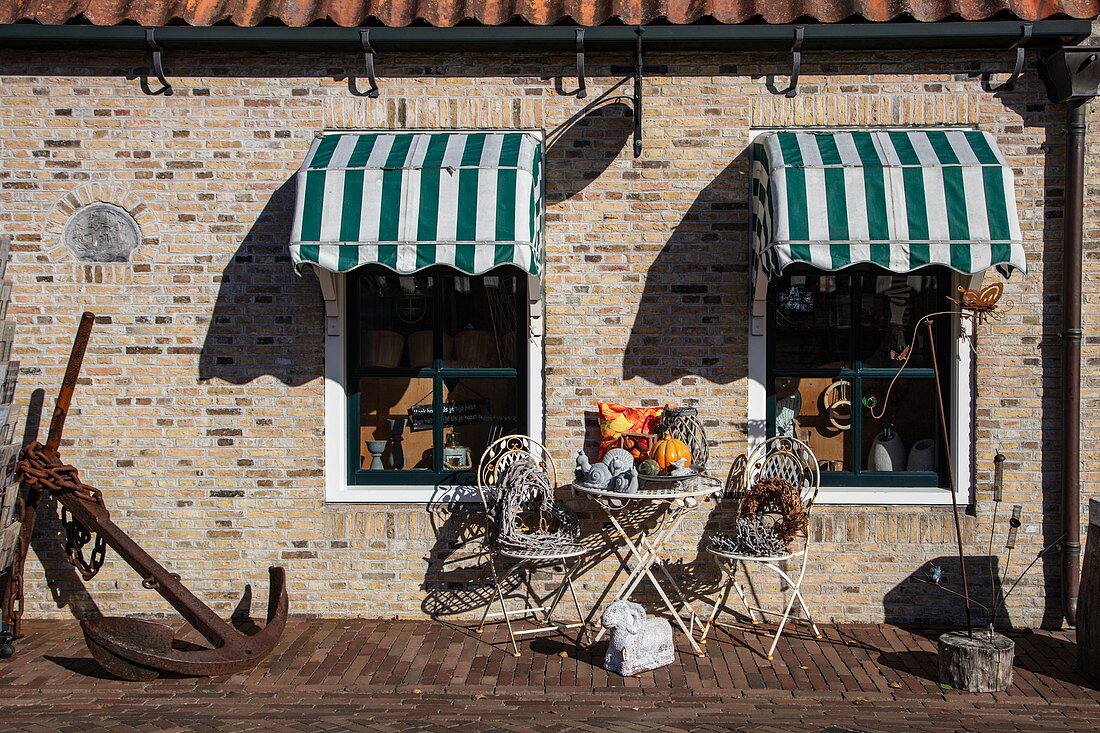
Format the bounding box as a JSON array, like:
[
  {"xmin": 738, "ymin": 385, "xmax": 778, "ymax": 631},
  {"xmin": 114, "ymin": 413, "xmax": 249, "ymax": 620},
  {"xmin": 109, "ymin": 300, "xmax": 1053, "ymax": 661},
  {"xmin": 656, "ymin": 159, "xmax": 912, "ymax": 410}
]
[{"xmin": 408, "ymin": 399, "xmax": 491, "ymax": 432}]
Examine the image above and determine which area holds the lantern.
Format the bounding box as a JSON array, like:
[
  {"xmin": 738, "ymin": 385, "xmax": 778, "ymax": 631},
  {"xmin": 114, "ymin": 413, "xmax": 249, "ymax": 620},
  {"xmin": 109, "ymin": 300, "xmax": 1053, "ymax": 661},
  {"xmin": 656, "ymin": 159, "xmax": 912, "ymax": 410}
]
[{"xmin": 659, "ymin": 406, "xmax": 709, "ymax": 471}]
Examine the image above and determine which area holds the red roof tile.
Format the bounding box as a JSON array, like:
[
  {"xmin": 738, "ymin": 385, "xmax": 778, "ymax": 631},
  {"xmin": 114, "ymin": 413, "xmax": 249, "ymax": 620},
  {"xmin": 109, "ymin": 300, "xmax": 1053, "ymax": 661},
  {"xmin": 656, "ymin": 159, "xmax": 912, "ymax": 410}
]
[{"xmin": 0, "ymin": 1, "xmax": 1095, "ymax": 27}]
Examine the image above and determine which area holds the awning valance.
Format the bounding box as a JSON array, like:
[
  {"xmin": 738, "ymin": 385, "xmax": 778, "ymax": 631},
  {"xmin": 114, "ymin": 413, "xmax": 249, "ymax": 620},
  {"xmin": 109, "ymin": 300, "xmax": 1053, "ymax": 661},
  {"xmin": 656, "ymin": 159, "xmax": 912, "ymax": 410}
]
[
  {"xmin": 751, "ymin": 130, "xmax": 1026, "ymax": 278},
  {"xmin": 291, "ymin": 131, "xmax": 543, "ymax": 277}
]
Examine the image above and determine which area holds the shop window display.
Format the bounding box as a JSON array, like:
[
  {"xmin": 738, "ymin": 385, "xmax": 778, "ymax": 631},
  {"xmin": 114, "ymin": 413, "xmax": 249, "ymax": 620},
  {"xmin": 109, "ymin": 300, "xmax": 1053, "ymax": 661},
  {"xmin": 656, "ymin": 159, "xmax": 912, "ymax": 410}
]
[
  {"xmin": 347, "ymin": 268, "xmax": 526, "ymax": 486},
  {"xmin": 768, "ymin": 268, "xmax": 950, "ymax": 487}
]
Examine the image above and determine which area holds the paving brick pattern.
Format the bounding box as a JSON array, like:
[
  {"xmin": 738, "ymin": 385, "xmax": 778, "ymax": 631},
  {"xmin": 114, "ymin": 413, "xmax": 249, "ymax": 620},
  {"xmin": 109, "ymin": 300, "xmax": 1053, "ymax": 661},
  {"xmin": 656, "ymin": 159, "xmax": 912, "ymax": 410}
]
[{"xmin": 1, "ymin": 620, "xmax": 1097, "ymax": 731}]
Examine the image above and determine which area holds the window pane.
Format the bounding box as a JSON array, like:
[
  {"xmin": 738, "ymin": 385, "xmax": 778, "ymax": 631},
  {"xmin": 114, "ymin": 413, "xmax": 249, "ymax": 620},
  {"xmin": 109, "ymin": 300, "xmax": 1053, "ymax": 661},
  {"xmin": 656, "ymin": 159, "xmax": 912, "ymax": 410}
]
[
  {"xmin": 860, "ymin": 378, "xmax": 941, "ymax": 472},
  {"xmin": 358, "ymin": 376, "xmax": 435, "ymax": 471},
  {"xmin": 775, "ymin": 377, "xmax": 852, "ymax": 472},
  {"xmin": 773, "ymin": 274, "xmax": 852, "ymax": 370},
  {"xmin": 440, "ymin": 377, "xmax": 521, "ymax": 471},
  {"xmin": 356, "ymin": 273, "xmax": 435, "ymax": 369},
  {"xmin": 858, "ymin": 273, "xmax": 949, "ymax": 368},
  {"xmin": 440, "ymin": 273, "xmax": 521, "ymax": 369}
]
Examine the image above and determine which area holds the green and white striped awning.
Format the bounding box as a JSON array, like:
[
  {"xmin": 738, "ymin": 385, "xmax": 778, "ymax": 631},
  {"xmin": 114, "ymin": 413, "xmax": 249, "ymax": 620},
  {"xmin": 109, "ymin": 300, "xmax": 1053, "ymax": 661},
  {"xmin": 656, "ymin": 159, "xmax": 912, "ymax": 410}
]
[
  {"xmin": 751, "ymin": 130, "xmax": 1026, "ymax": 277},
  {"xmin": 291, "ymin": 131, "xmax": 543, "ymax": 276}
]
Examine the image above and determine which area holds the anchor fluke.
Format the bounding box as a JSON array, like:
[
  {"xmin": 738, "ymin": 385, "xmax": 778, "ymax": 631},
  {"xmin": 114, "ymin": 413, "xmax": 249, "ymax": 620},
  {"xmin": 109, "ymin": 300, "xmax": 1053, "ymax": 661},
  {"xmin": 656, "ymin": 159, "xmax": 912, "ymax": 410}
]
[{"xmin": 80, "ymin": 567, "xmax": 288, "ymax": 679}]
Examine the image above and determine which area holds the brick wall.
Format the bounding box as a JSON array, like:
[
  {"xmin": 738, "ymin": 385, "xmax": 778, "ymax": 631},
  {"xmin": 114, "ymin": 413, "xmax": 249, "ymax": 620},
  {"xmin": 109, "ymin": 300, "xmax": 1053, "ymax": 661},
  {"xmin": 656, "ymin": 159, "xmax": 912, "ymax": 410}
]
[{"xmin": 2, "ymin": 44, "xmax": 1095, "ymax": 628}]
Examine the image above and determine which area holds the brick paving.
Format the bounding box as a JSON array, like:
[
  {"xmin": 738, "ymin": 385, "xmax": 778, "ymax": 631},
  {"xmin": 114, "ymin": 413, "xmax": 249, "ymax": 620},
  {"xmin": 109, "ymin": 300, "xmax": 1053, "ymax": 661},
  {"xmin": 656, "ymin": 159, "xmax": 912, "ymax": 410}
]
[{"xmin": 1, "ymin": 619, "xmax": 1098, "ymax": 731}]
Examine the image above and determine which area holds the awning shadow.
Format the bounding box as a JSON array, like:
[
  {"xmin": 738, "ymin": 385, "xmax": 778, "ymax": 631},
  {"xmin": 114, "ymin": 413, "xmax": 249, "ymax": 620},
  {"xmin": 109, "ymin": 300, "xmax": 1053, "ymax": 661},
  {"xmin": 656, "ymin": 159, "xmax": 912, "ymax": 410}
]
[
  {"xmin": 198, "ymin": 178, "xmax": 322, "ymax": 386},
  {"xmin": 623, "ymin": 150, "xmax": 750, "ymax": 385}
]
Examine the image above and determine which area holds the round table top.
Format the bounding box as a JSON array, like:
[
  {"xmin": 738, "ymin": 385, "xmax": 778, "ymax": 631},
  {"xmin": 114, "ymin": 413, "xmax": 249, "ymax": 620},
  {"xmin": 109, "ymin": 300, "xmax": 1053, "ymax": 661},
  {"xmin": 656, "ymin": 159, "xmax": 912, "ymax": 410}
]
[{"xmin": 571, "ymin": 479, "xmax": 720, "ymax": 502}]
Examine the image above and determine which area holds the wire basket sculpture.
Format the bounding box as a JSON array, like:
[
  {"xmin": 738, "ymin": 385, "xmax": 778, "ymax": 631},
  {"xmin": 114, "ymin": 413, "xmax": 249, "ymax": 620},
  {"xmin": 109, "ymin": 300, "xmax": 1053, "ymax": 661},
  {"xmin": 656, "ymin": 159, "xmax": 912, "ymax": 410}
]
[
  {"xmin": 659, "ymin": 406, "xmax": 709, "ymax": 472},
  {"xmin": 493, "ymin": 456, "xmax": 580, "ymax": 555}
]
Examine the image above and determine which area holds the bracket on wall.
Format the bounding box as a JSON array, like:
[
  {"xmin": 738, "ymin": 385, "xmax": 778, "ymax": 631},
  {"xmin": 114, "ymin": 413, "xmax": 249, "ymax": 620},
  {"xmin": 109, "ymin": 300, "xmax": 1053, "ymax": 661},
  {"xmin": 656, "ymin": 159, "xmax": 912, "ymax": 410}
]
[
  {"xmin": 632, "ymin": 26, "xmax": 644, "ymax": 157},
  {"xmin": 575, "ymin": 28, "xmax": 587, "ymax": 99},
  {"xmin": 775, "ymin": 26, "xmax": 804, "ymax": 97},
  {"xmin": 990, "ymin": 23, "xmax": 1033, "ymax": 92},
  {"xmin": 142, "ymin": 28, "xmax": 173, "ymax": 96},
  {"xmin": 355, "ymin": 29, "xmax": 381, "ymax": 98}
]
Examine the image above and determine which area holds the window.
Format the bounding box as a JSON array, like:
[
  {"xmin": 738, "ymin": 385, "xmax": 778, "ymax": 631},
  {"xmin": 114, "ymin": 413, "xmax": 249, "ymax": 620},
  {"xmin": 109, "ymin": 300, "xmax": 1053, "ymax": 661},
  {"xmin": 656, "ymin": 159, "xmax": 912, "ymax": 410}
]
[
  {"xmin": 767, "ymin": 267, "xmax": 953, "ymax": 489},
  {"xmin": 345, "ymin": 268, "xmax": 528, "ymax": 488}
]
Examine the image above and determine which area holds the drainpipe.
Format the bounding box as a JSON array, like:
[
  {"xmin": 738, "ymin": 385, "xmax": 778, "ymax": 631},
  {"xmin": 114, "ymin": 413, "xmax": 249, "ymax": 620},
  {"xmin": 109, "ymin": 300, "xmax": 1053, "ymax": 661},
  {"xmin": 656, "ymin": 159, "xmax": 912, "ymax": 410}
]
[
  {"xmin": 1040, "ymin": 48, "xmax": 1100, "ymax": 627},
  {"xmin": 1063, "ymin": 98, "xmax": 1085, "ymax": 625}
]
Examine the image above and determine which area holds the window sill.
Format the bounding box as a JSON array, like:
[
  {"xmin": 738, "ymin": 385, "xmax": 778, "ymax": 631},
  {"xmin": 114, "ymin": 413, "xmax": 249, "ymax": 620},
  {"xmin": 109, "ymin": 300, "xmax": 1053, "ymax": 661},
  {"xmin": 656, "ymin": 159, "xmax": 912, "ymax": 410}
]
[
  {"xmin": 815, "ymin": 485, "xmax": 963, "ymax": 506},
  {"xmin": 326, "ymin": 484, "xmax": 479, "ymax": 504}
]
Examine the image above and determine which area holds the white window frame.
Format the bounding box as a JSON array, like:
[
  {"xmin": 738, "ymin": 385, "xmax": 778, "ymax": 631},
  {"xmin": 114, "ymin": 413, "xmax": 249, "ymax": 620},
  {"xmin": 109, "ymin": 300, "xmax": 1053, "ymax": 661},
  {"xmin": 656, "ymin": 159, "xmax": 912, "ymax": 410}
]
[
  {"xmin": 747, "ymin": 127, "xmax": 981, "ymax": 505},
  {"xmin": 319, "ymin": 268, "xmax": 545, "ymax": 504}
]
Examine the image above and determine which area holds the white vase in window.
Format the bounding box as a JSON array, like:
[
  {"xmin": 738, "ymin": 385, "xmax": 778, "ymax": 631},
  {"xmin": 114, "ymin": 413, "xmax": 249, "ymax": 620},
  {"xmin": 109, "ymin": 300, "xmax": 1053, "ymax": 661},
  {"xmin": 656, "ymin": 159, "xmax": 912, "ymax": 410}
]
[
  {"xmin": 868, "ymin": 429, "xmax": 906, "ymax": 471},
  {"xmin": 907, "ymin": 439, "xmax": 936, "ymax": 471}
]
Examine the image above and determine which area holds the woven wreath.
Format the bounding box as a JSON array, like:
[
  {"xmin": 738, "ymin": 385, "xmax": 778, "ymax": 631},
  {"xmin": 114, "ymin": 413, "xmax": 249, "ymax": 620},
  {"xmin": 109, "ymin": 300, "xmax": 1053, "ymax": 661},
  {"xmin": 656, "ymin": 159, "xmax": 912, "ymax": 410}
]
[{"xmin": 737, "ymin": 476, "xmax": 808, "ymax": 544}]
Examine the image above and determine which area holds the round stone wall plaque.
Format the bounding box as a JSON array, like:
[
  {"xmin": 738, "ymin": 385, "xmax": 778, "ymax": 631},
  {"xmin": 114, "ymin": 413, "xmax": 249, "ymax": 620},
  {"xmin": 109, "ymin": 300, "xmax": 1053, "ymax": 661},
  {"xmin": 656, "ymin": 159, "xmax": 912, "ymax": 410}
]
[{"xmin": 63, "ymin": 203, "xmax": 141, "ymax": 263}]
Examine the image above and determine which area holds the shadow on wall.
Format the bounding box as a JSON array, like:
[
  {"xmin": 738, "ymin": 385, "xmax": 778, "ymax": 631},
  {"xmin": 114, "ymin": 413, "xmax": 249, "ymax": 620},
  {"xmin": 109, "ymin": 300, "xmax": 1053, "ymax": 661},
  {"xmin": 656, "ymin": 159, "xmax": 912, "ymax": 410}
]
[
  {"xmin": 884, "ymin": 556, "xmax": 1009, "ymax": 628},
  {"xmin": 623, "ymin": 149, "xmax": 751, "ymax": 386},
  {"xmin": 198, "ymin": 178, "xmax": 323, "ymax": 387},
  {"xmin": 22, "ymin": 388, "xmax": 103, "ymax": 621},
  {"xmin": 545, "ymin": 100, "xmax": 633, "ymax": 203}
]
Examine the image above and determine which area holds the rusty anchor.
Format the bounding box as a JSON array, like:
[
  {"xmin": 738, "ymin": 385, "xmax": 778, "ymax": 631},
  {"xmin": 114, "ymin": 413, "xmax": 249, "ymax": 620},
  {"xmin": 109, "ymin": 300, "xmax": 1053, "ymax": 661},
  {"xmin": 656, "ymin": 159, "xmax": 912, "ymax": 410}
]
[{"xmin": 16, "ymin": 312, "xmax": 288, "ymax": 680}]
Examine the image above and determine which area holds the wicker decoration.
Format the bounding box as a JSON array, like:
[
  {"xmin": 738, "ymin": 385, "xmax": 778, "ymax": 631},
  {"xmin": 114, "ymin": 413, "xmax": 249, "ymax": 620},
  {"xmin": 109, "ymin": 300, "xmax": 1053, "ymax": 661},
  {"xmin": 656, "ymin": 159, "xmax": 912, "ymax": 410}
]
[
  {"xmin": 738, "ymin": 476, "xmax": 808, "ymax": 544},
  {"xmin": 659, "ymin": 406, "xmax": 708, "ymax": 471},
  {"xmin": 493, "ymin": 456, "xmax": 580, "ymax": 554},
  {"xmin": 710, "ymin": 517, "xmax": 789, "ymax": 557}
]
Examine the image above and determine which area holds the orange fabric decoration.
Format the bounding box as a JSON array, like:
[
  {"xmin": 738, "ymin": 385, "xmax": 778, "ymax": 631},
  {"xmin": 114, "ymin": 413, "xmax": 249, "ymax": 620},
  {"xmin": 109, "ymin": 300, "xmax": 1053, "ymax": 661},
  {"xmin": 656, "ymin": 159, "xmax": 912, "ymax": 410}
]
[{"xmin": 597, "ymin": 403, "xmax": 665, "ymax": 459}]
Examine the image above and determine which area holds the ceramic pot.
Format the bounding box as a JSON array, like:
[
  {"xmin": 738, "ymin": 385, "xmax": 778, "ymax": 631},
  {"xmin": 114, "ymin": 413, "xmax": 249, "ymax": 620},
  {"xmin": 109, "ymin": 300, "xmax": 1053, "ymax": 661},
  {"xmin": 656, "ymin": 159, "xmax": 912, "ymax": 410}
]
[
  {"xmin": 907, "ymin": 439, "xmax": 936, "ymax": 471},
  {"xmin": 868, "ymin": 429, "xmax": 906, "ymax": 471},
  {"xmin": 362, "ymin": 330, "xmax": 403, "ymax": 368},
  {"xmin": 365, "ymin": 440, "xmax": 388, "ymax": 470},
  {"xmin": 454, "ymin": 329, "xmax": 495, "ymax": 367}
]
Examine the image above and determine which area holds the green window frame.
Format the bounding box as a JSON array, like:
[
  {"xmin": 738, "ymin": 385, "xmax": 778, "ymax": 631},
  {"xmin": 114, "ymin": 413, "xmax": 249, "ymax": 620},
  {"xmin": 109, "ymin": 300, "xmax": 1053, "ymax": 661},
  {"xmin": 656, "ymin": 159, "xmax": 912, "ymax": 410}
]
[
  {"xmin": 767, "ymin": 266, "xmax": 952, "ymax": 488},
  {"xmin": 346, "ymin": 267, "xmax": 528, "ymax": 487}
]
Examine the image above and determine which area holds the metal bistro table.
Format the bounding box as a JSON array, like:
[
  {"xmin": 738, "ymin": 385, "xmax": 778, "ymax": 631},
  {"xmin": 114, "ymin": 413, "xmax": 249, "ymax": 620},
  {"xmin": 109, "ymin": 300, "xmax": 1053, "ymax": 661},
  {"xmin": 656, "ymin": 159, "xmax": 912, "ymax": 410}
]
[{"xmin": 574, "ymin": 475, "xmax": 720, "ymax": 657}]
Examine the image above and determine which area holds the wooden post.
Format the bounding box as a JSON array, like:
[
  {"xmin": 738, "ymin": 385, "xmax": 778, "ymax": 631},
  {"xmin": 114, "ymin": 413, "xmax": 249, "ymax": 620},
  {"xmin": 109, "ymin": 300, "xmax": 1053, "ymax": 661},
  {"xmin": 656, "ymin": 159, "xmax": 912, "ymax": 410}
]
[
  {"xmin": 1078, "ymin": 497, "xmax": 1100, "ymax": 675},
  {"xmin": 938, "ymin": 630, "xmax": 1015, "ymax": 692}
]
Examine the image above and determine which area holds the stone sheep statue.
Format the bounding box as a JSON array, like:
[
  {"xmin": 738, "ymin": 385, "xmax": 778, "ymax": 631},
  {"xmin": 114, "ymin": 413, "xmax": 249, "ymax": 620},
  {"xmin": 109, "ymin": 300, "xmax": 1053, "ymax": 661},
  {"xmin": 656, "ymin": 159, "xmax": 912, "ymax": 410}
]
[{"xmin": 600, "ymin": 599, "xmax": 675, "ymax": 676}]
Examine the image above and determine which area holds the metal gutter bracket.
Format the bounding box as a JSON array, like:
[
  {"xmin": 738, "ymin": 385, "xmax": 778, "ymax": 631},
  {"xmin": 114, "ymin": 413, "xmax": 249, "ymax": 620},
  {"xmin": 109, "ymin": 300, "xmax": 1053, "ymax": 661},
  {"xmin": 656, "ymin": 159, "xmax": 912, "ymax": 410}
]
[
  {"xmin": 990, "ymin": 23, "xmax": 1033, "ymax": 91},
  {"xmin": 355, "ymin": 29, "xmax": 381, "ymax": 98},
  {"xmin": 777, "ymin": 26, "xmax": 804, "ymax": 98},
  {"xmin": 632, "ymin": 26, "xmax": 644, "ymax": 157},
  {"xmin": 142, "ymin": 28, "xmax": 172, "ymax": 96},
  {"xmin": 575, "ymin": 28, "xmax": 587, "ymax": 99}
]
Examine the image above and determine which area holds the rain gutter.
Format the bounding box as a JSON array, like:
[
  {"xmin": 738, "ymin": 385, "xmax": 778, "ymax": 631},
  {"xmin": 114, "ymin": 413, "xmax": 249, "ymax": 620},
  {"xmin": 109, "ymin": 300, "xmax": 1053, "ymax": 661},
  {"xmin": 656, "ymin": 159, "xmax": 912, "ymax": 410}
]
[{"xmin": 0, "ymin": 21, "xmax": 1090, "ymax": 53}]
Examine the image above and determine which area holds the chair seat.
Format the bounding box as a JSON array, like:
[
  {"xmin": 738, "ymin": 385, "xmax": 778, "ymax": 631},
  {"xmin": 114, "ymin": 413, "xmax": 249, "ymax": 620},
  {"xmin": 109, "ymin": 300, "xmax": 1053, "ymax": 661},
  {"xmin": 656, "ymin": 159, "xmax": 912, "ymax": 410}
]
[
  {"xmin": 498, "ymin": 543, "xmax": 588, "ymax": 561},
  {"xmin": 707, "ymin": 547, "xmax": 805, "ymax": 563}
]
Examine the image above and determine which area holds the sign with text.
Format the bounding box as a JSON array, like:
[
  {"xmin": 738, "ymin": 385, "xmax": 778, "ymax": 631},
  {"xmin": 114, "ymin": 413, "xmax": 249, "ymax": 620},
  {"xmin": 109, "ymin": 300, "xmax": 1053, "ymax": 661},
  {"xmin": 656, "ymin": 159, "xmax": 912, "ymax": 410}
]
[{"xmin": 408, "ymin": 399, "xmax": 491, "ymax": 432}]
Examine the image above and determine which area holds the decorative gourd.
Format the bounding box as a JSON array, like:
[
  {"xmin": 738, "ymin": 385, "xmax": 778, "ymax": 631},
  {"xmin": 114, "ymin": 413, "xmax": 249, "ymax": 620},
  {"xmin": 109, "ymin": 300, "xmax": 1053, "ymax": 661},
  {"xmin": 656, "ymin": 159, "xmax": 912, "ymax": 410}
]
[
  {"xmin": 650, "ymin": 437, "xmax": 691, "ymax": 471},
  {"xmin": 637, "ymin": 459, "xmax": 661, "ymax": 476}
]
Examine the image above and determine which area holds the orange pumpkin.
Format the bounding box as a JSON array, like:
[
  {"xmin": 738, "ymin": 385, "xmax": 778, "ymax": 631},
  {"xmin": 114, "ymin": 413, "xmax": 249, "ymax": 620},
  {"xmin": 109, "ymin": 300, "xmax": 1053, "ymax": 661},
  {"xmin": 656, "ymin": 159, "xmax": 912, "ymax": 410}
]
[{"xmin": 650, "ymin": 437, "xmax": 692, "ymax": 471}]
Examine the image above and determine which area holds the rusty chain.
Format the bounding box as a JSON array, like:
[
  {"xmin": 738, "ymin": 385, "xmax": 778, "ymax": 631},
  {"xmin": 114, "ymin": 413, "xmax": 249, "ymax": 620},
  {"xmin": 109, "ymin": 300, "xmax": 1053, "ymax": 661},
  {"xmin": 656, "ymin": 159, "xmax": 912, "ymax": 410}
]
[{"xmin": 17, "ymin": 441, "xmax": 109, "ymax": 580}]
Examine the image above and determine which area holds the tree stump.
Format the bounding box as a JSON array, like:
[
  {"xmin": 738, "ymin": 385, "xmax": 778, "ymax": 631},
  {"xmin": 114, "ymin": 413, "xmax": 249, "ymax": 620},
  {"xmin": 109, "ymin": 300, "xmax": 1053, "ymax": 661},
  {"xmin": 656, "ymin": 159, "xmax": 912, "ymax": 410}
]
[{"xmin": 938, "ymin": 630, "xmax": 1015, "ymax": 692}]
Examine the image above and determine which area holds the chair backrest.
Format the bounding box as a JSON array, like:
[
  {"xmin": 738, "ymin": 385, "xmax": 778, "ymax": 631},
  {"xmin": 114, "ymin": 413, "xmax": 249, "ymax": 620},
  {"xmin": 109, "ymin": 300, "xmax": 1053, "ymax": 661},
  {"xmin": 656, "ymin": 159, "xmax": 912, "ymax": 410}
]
[
  {"xmin": 743, "ymin": 436, "xmax": 820, "ymax": 512},
  {"xmin": 476, "ymin": 435, "xmax": 558, "ymax": 513}
]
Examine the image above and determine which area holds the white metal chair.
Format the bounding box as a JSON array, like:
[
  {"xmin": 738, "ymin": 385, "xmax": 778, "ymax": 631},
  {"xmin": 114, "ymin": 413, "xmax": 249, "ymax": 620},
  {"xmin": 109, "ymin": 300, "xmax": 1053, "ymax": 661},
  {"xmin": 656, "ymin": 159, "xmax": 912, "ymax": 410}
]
[
  {"xmin": 701, "ymin": 436, "xmax": 822, "ymax": 660},
  {"xmin": 474, "ymin": 435, "xmax": 589, "ymax": 656}
]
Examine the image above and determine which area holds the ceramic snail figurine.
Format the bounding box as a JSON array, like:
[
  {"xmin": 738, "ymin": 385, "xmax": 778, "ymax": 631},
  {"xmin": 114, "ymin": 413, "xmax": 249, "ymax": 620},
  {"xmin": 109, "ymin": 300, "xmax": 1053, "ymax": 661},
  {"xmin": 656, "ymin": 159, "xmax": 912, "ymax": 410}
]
[
  {"xmin": 602, "ymin": 448, "xmax": 634, "ymax": 476},
  {"xmin": 610, "ymin": 466, "xmax": 640, "ymax": 494},
  {"xmin": 576, "ymin": 451, "xmax": 613, "ymax": 488}
]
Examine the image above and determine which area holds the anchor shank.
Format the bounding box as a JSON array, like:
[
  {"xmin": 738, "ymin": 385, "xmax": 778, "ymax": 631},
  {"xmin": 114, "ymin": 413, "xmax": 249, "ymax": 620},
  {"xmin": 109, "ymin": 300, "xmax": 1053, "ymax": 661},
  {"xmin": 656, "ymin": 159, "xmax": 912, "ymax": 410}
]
[
  {"xmin": 56, "ymin": 490, "xmax": 238, "ymax": 648},
  {"xmin": 46, "ymin": 312, "xmax": 96, "ymax": 456}
]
